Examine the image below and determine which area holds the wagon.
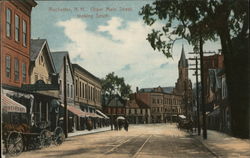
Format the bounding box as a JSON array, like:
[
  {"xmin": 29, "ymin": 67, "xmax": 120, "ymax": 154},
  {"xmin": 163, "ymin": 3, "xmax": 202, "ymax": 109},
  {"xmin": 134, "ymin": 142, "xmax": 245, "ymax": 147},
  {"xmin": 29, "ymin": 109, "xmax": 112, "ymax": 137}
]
[{"xmin": 3, "ymin": 120, "xmax": 65, "ymax": 157}]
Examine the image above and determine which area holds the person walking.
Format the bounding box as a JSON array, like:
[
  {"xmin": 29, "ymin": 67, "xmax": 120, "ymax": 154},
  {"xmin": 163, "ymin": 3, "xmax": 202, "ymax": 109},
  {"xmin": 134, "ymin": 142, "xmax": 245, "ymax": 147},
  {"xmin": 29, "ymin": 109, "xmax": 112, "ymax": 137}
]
[{"xmin": 124, "ymin": 120, "xmax": 129, "ymax": 131}]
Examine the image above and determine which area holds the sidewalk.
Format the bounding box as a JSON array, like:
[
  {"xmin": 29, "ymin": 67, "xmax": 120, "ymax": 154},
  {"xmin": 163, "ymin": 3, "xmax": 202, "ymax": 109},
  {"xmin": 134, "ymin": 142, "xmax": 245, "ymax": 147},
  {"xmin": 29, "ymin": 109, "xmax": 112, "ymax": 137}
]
[
  {"xmin": 68, "ymin": 126, "xmax": 111, "ymax": 137},
  {"xmin": 194, "ymin": 130, "xmax": 250, "ymax": 158}
]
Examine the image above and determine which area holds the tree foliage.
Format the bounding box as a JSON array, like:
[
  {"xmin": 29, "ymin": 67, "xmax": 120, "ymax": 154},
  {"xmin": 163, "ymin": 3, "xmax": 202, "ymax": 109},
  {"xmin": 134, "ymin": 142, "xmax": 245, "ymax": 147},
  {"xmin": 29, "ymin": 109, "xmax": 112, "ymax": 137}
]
[
  {"xmin": 139, "ymin": 0, "xmax": 249, "ymax": 56},
  {"xmin": 101, "ymin": 72, "xmax": 132, "ymax": 106}
]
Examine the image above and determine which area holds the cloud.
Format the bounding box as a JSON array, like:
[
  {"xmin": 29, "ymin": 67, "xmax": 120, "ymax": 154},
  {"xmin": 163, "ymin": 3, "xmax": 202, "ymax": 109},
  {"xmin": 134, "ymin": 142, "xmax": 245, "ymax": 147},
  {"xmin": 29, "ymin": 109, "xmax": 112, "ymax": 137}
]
[{"xmin": 55, "ymin": 17, "xmax": 220, "ymax": 91}]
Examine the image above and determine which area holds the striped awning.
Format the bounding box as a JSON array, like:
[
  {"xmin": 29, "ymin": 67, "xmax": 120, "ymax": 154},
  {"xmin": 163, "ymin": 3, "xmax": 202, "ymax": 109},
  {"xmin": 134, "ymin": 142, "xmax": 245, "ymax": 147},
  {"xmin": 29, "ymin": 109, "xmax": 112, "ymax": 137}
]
[
  {"xmin": 61, "ymin": 104, "xmax": 104, "ymax": 118},
  {"xmin": 96, "ymin": 110, "xmax": 109, "ymax": 119},
  {"xmin": 1, "ymin": 95, "xmax": 27, "ymax": 113}
]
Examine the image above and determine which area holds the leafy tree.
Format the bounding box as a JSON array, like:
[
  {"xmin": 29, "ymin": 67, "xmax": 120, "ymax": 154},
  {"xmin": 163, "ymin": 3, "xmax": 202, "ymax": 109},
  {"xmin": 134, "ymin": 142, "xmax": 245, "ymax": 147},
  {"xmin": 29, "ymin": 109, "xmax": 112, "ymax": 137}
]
[
  {"xmin": 101, "ymin": 72, "xmax": 132, "ymax": 106},
  {"xmin": 139, "ymin": 0, "xmax": 249, "ymax": 138}
]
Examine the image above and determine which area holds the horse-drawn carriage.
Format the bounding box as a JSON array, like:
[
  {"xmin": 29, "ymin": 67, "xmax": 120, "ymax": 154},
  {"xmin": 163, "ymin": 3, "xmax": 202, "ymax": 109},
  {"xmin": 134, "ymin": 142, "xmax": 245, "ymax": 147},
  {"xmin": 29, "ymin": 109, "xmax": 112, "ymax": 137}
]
[
  {"xmin": 3, "ymin": 120, "xmax": 65, "ymax": 156},
  {"xmin": 177, "ymin": 115, "xmax": 193, "ymax": 132},
  {"xmin": 2, "ymin": 94, "xmax": 65, "ymax": 156}
]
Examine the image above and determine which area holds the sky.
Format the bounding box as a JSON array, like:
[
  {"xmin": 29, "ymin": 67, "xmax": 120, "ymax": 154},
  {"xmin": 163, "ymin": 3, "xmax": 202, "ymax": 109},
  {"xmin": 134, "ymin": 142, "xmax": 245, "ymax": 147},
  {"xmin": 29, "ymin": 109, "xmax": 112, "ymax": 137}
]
[{"xmin": 31, "ymin": 1, "xmax": 221, "ymax": 92}]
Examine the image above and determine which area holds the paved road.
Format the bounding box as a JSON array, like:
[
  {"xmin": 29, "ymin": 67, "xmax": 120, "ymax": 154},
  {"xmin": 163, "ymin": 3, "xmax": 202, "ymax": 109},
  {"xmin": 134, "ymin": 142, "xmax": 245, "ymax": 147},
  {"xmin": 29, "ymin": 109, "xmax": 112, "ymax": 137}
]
[{"xmin": 15, "ymin": 124, "xmax": 216, "ymax": 158}]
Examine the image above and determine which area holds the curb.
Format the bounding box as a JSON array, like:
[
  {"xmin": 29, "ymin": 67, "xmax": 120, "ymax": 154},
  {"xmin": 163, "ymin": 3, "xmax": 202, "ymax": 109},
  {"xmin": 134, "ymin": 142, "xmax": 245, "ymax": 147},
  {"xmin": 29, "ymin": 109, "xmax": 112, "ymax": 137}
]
[
  {"xmin": 67, "ymin": 128, "xmax": 111, "ymax": 138},
  {"xmin": 193, "ymin": 135, "xmax": 220, "ymax": 158}
]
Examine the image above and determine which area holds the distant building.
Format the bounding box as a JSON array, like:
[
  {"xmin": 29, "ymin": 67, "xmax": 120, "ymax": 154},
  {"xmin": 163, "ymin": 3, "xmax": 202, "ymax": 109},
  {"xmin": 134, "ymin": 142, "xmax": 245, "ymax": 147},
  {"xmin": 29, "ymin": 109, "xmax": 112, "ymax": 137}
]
[
  {"xmin": 173, "ymin": 45, "xmax": 193, "ymax": 118},
  {"xmin": 125, "ymin": 93, "xmax": 151, "ymax": 124},
  {"xmin": 135, "ymin": 87, "xmax": 184, "ymax": 123},
  {"xmin": 129, "ymin": 45, "xmax": 192, "ymax": 124},
  {"xmin": 103, "ymin": 96, "xmax": 126, "ymax": 119}
]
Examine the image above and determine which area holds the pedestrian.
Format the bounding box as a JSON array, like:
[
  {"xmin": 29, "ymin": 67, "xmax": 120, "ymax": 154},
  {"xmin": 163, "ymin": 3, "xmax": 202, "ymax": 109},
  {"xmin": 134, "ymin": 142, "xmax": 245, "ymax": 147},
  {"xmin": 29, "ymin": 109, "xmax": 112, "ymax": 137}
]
[{"xmin": 124, "ymin": 120, "xmax": 129, "ymax": 131}]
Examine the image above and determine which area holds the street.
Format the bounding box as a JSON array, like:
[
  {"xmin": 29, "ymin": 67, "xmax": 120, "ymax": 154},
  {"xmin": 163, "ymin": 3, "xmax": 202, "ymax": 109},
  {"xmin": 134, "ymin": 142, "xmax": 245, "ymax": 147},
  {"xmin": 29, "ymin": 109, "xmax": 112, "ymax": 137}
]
[{"xmin": 16, "ymin": 124, "xmax": 215, "ymax": 158}]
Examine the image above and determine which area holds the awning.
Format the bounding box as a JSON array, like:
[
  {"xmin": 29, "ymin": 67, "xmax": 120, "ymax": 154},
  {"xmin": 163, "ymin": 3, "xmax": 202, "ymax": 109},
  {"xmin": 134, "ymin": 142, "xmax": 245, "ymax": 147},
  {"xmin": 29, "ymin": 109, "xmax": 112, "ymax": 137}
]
[
  {"xmin": 1, "ymin": 95, "xmax": 27, "ymax": 113},
  {"xmin": 61, "ymin": 104, "xmax": 86, "ymax": 117},
  {"xmin": 96, "ymin": 110, "xmax": 109, "ymax": 119},
  {"xmin": 61, "ymin": 104, "xmax": 102, "ymax": 118}
]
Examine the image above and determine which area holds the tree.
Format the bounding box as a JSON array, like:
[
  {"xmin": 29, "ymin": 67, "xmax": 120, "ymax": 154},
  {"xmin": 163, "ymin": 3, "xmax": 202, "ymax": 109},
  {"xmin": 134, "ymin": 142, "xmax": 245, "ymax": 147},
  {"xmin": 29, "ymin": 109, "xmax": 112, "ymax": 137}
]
[
  {"xmin": 139, "ymin": 0, "xmax": 249, "ymax": 138},
  {"xmin": 101, "ymin": 72, "xmax": 132, "ymax": 106}
]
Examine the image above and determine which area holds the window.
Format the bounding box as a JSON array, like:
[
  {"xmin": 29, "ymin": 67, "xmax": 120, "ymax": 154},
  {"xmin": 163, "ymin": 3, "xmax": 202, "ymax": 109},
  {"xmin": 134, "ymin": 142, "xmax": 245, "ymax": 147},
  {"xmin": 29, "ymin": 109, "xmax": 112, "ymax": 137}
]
[
  {"xmin": 80, "ymin": 82, "xmax": 82, "ymax": 97},
  {"xmin": 75, "ymin": 79, "xmax": 78, "ymax": 96},
  {"xmin": 14, "ymin": 58, "xmax": 19, "ymax": 81},
  {"xmin": 71, "ymin": 85, "xmax": 73, "ymax": 98},
  {"xmin": 22, "ymin": 63, "xmax": 26, "ymax": 82},
  {"xmin": 35, "ymin": 74, "xmax": 38, "ymax": 82},
  {"xmin": 82, "ymin": 83, "xmax": 85, "ymax": 98},
  {"xmin": 15, "ymin": 14, "xmax": 20, "ymax": 41},
  {"xmin": 6, "ymin": 56, "xmax": 11, "ymax": 78},
  {"xmin": 67, "ymin": 84, "xmax": 69, "ymax": 96},
  {"xmin": 59, "ymin": 80, "xmax": 62, "ymax": 94},
  {"xmin": 22, "ymin": 20, "xmax": 27, "ymax": 46},
  {"xmin": 6, "ymin": 8, "xmax": 11, "ymax": 37}
]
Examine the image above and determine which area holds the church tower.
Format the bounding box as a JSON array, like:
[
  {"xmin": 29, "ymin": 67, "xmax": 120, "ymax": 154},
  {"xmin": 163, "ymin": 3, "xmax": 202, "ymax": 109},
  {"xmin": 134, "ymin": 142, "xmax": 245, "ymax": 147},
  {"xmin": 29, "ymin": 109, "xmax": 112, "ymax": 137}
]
[
  {"xmin": 173, "ymin": 45, "xmax": 193, "ymax": 117},
  {"xmin": 178, "ymin": 44, "xmax": 189, "ymax": 81},
  {"xmin": 174, "ymin": 45, "xmax": 192, "ymax": 95}
]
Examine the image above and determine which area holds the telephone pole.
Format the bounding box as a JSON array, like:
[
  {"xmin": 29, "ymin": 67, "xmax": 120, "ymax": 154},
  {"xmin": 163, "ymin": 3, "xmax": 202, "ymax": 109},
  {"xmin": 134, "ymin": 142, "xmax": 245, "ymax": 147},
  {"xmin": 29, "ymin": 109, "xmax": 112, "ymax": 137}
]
[
  {"xmin": 189, "ymin": 56, "xmax": 201, "ymax": 136},
  {"xmin": 63, "ymin": 56, "xmax": 68, "ymax": 138},
  {"xmin": 199, "ymin": 35, "xmax": 207, "ymax": 139}
]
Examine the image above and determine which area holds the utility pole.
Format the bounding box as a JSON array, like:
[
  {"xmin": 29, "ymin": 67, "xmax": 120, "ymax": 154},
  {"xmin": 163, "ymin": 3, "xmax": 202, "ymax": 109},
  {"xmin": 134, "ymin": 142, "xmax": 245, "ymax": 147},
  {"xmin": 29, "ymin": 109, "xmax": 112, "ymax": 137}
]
[
  {"xmin": 199, "ymin": 34, "xmax": 207, "ymax": 139},
  {"xmin": 189, "ymin": 57, "xmax": 201, "ymax": 136},
  {"xmin": 63, "ymin": 56, "xmax": 68, "ymax": 138},
  {"xmin": 195, "ymin": 57, "xmax": 201, "ymax": 136}
]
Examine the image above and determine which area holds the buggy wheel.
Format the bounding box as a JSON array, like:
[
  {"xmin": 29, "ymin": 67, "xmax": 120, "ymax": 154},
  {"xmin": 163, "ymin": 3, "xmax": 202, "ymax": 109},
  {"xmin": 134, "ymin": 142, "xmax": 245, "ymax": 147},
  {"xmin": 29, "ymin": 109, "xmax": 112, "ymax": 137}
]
[
  {"xmin": 7, "ymin": 131, "xmax": 23, "ymax": 156},
  {"xmin": 53, "ymin": 127, "xmax": 65, "ymax": 145},
  {"xmin": 40, "ymin": 129, "xmax": 52, "ymax": 148}
]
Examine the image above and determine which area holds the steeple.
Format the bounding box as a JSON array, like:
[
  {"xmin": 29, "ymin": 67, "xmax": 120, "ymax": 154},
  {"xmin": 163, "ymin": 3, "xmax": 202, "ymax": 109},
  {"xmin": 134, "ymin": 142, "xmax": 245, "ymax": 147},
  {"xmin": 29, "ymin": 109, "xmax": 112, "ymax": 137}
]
[{"xmin": 178, "ymin": 44, "xmax": 188, "ymax": 68}]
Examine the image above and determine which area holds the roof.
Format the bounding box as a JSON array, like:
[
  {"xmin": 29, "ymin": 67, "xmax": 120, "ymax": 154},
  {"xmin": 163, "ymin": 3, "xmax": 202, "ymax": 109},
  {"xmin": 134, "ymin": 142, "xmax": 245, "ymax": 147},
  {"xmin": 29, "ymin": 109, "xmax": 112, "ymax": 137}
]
[
  {"xmin": 72, "ymin": 64, "xmax": 101, "ymax": 83},
  {"xmin": 105, "ymin": 96, "xmax": 125, "ymax": 107},
  {"xmin": 139, "ymin": 86, "xmax": 174, "ymax": 94},
  {"xmin": 51, "ymin": 51, "xmax": 69, "ymax": 73},
  {"xmin": 178, "ymin": 45, "xmax": 188, "ymax": 68},
  {"xmin": 30, "ymin": 39, "xmax": 56, "ymax": 73},
  {"xmin": 30, "ymin": 39, "xmax": 46, "ymax": 61}
]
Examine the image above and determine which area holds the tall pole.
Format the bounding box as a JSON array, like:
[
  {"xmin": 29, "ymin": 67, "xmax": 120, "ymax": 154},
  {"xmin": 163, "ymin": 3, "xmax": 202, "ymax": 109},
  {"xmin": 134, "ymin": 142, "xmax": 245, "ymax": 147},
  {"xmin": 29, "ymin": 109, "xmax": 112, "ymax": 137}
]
[
  {"xmin": 63, "ymin": 56, "xmax": 68, "ymax": 138},
  {"xmin": 195, "ymin": 57, "xmax": 201, "ymax": 136},
  {"xmin": 199, "ymin": 34, "xmax": 207, "ymax": 139}
]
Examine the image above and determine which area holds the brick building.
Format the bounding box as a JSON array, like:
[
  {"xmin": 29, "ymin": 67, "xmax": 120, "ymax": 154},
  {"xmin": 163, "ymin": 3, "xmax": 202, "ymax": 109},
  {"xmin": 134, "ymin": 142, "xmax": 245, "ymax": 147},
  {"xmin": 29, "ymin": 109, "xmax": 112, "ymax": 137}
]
[
  {"xmin": 0, "ymin": 0, "xmax": 37, "ymax": 89},
  {"xmin": 135, "ymin": 87, "xmax": 184, "ymax": 123}
]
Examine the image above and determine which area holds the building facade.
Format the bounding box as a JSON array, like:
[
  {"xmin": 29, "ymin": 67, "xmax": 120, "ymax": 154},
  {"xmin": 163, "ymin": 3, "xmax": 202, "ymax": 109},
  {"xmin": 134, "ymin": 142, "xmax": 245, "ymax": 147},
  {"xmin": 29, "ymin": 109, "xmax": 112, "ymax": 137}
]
[
  {"xmin": 136, "ymin": 87, "xmax": 184, "ymax": 123},
  {"xmin": 0, "ymin": 0, "xmax": 37, "ymax": 89},
  {"xmin": 0, "ymin": 1, "xmax": 37, "ymax": 126},
  {"xmin": 73, "ymin": 64, "xmax": 105, "ymax": 130},
  {"xmin": 125, "ymin": 93, "xmax": 151, "ymax": 124},
  {"xmin": 29, "ymin": 39, "xmax": 59, "ymax": 129}
]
